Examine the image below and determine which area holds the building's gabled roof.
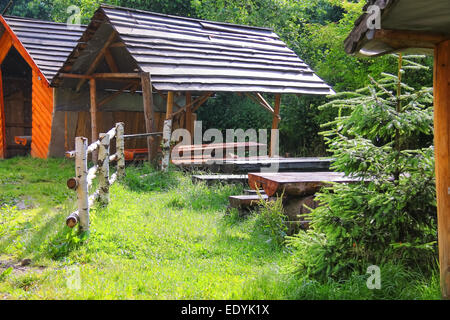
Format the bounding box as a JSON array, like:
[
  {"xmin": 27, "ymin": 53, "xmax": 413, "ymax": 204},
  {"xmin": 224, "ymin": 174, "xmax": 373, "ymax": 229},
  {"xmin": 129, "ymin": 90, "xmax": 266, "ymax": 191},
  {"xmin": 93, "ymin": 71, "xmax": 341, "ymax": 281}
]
[
  {"xmin": 52, "ymin": 4, "xmax": 334, "ymax": 95},
  {"xmin": 345, "ymin": 0, "xmax": 450, "ymax": 57},
  {"xmin": 2, "ymin": 15, "xmax": 86, "ymax": 82}
]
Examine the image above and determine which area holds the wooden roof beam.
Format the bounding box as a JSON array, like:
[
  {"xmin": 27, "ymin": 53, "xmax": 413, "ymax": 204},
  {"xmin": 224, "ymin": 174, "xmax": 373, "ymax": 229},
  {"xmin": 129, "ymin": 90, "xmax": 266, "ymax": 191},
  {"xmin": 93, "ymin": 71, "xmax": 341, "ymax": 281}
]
[
  {"xmin": 372, "ymin": 29, "xmax": 450, "ymax": 50},
  {"xmin": 104, "ymin": 48, "xmax": 119, "ymax": 73},
  {"xmin": 171, "ymin": 92, "xmax": 213, "ymax": 118},
  {"xmin": 75, "ymin": 31, "xmax": 118, "ymax": 92},
  {"xmin": 245, "ymin": 93, "xmax": 281, "ymax": 120},
  {"xmin": 59, "ymin": 73, "xmax": 141, "ymax": 79}
]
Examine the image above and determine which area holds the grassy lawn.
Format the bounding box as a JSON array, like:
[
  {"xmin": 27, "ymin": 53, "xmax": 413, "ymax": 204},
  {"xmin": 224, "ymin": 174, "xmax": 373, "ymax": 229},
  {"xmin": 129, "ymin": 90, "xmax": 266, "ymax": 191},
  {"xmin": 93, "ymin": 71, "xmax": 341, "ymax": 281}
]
[{"xmin": 0, "ymin": 158, "xmax": 442, "ymax": 299}]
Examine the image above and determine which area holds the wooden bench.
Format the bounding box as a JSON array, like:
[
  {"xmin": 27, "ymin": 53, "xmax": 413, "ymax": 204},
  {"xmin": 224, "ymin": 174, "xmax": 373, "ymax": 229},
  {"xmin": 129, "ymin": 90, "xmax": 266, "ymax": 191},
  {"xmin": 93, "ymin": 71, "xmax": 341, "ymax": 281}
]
[{"xmin": 229, "ymin": 194, "xmax": 269, "ymax": 209}]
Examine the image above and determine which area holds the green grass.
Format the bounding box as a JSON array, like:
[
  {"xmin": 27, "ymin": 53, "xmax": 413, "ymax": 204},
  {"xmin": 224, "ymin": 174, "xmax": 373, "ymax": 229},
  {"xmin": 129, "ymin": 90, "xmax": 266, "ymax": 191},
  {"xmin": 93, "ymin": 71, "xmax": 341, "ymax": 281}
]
[{"xmin": 0, "ymin": 158, "xmax": 442, "ymax": 299}]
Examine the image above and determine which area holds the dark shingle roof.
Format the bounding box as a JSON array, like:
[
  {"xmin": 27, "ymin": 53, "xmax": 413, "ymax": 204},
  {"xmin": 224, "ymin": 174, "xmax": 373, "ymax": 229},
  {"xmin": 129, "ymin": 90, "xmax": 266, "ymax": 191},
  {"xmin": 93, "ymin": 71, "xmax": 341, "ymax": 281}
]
[
  {"xmin": 3, "ymin": 16, "xmax": 85, "ymax": 82},
  {"xmin": 53, "ymin": 4, "xmax": 334, "ymax": 95}
]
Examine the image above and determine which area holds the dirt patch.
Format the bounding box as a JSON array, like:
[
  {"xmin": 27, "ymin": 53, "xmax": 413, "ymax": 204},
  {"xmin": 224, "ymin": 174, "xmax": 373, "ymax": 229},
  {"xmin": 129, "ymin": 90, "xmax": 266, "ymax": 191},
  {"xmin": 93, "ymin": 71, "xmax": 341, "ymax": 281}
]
[{"xmin": 0, "ymin": 259, "xmax": 46, "ymax": 276}]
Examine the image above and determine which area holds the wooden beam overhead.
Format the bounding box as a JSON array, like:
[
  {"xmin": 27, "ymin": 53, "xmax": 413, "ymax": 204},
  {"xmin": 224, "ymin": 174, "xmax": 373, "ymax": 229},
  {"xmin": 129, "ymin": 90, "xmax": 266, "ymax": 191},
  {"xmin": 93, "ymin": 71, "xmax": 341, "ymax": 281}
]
[
  {"xmin": 92, "ymin": 73, "xmax": 141, "ymax": 79},
  {"xmin": 171, "ymin": 92, "xmax": 213, "ymax": 118},
  {"xmin": 245, "ymin": 93, "xmax": 281, "ymax": 120},
  {"xmin": 191, "ymin": 92, "xmax": 213, "ymax": 113},
  {"xmin": 104, "ymin": 48, "xmax": 119, "ymax": 73},
  {"xmin": 372, "ymin": 29, "xmax": 450, "ymax": 50},
  {"xmin": 59, "ymin": 73, "xmax": 141, "ymax": 81},
  {"xmin": 76, "ymin": 31, "xmax": 118, "ymax": 92}
]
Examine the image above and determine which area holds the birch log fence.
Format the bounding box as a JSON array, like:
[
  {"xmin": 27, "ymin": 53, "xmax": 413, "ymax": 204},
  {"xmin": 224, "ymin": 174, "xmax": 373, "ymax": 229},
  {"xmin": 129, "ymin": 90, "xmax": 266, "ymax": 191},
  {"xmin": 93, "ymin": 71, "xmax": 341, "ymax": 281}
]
[{"xmin": 65, "ymin": 122, "xmax": 125, "ymax": 232}]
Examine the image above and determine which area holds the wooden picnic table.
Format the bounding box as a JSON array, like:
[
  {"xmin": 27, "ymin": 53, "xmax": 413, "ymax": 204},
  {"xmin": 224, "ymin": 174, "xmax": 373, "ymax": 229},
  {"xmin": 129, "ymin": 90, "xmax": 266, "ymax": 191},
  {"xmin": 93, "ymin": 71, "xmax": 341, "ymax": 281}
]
[{"xmin": 248, "ymin": 172, "xmax": 361, "ymax": 197}]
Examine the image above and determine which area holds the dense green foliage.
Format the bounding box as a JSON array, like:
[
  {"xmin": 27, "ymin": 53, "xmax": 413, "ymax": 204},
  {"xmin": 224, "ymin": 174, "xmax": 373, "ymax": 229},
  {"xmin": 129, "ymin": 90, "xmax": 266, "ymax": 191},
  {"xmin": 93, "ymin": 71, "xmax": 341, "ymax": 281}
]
[{"xmin": 287, "ymin": 55, "xmax": 437, "ymax": 281}]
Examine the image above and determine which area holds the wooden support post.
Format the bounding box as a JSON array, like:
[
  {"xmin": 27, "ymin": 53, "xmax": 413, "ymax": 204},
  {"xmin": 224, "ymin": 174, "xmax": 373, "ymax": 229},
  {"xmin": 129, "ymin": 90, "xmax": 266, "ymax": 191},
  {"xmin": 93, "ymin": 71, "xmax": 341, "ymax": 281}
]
[
  {"xmin": 98, "ymin": 133, "xmax": 110, "ymax": 206},
  {"xmin": 162, "ymin": 91, "xmax": 174, "ymax": 171},
  {"xmin": 270, "ymin": 94, "xmax": 281, "ymax": 157},
  {"xmin": 141, "ymin": 72, "xmax": 157, "ymax": 163},
  {"xmin": 434, "ymin": 40, "xmax": 450, "ymax": 299},
  {"xmin": 0, "ymin": 69, "xmax": 5, "ymax": 159},
  {"xmin": 116, "ymin": 122, "xmax": 125, "ymax": 179},
  {"xmin": 90, "ymin": 78, "xmax": 98, "ymax": 162},
  {"xmin": 75, "ymin": 137, "xmax": 89, "ymax": 232},
  {"xmin": 185, "ymin": 92, "xmax": 193, "ymax": 144}
]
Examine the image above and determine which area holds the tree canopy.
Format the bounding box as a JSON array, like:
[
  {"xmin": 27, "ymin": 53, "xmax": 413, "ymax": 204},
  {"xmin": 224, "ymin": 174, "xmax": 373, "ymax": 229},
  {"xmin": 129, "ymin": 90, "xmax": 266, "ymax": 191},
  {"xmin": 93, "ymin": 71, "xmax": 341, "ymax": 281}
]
[{"xmin": 0, "ymin": 0, "xmax": 434, "ymax": 156}]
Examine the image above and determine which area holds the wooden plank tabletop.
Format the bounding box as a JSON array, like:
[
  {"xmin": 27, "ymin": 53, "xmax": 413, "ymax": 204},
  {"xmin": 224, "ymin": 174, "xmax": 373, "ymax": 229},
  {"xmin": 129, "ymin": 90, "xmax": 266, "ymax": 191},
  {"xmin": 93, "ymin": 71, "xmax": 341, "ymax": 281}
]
[{"xmin": 248, "ymin": 172, "xmax": 361, "ymax": 197}]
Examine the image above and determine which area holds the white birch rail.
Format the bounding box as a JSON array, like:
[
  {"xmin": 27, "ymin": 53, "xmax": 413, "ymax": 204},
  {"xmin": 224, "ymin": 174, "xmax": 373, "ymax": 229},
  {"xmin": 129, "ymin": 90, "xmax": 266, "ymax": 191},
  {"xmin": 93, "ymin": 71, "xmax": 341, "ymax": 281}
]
[{"xmin": 66, "ymin": 122, "xmax": 125, "ymax": 232}]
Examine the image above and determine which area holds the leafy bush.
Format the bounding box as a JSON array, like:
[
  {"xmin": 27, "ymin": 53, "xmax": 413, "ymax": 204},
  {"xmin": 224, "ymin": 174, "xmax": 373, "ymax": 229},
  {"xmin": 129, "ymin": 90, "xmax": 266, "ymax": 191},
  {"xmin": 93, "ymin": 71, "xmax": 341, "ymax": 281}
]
[
  {"xmin": 287, "ymin": 55, "xmax": 437, "ymax": 281},
  {"xmin": 254, "ymin": 195, "xmax": 288, "ymax": 246}
]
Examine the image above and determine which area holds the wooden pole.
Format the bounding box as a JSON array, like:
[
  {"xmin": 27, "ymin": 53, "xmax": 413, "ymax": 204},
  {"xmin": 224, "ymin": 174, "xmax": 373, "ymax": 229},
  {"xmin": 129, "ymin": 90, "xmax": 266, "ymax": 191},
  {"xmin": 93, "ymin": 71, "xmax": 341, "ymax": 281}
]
[
  {"xmin": 116, "ymin": 122, "xmax": 125, "ymax": 179},
  {"xmin": 162, "ymin": 91, "xmax": 174, "ymax": 171},
  {"xmin": 75, "ymin": 137, "xmax": 89, "ymax": 232},
  {"xmin": 90, "ymin": 78, "xmax": 98, "ymax": 162},
  {"xmin": 0, "ymin": 69, "xmax": 5, "ymax": 159},
  {"xmin": 185, "ymin": 92, "xmax": 193, "ymax": 144},
  {"xmin": 270, "ymin": 94, "xmax": 281, "ymax": 157},
  {"xmin": 141, "ymin": 72, "xmax": 157, "ymax": 163},
  {"xmin": 64, "ymin": 112, "xmax": 69, "ymax": 152},
  {"xmin": 434, "ymin": 40, "xmax": 450, "ymax": 299},
  {"xmin": 98, "ymin": 133, "xmax": 110, "ymax": 206}
]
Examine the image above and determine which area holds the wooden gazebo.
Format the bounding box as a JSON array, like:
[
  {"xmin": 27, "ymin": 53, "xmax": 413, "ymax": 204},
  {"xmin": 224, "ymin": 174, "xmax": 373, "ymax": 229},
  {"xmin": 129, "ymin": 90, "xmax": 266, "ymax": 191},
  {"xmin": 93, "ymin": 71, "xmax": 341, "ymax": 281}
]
[
  {"xmin": 345, "ymin": 0, "xmax": 450, "ymax": 299},
  {"xmin": 50, "ymin": 4, "xmax": 334, "ymax": 162}
]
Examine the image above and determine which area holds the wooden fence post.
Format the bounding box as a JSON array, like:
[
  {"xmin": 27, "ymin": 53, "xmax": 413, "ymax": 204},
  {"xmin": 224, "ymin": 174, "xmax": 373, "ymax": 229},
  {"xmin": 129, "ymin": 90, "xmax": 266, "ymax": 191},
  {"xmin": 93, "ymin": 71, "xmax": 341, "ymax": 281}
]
[
  {"xmin": 161, "ymin": 119, "xmax": 173, "ymax": 172},
  {"xmin": 98, "ymin": 133, "xmax": 110, "ymax": 206},
  {"xmin": 116, "ymin": 122, "xmax": 125, "ymax": 179},
  {"xmin": 75, "ymin": 137, "xmax": 89, "ymax": 232}
]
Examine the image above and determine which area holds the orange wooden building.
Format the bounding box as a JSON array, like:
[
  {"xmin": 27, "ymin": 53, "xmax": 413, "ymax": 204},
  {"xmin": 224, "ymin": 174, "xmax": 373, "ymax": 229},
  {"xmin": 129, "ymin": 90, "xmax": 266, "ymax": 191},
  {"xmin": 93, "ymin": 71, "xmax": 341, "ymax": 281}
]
[{"xmin": 0, "ymin": 15, "xmax": 84, "ymax": 159}]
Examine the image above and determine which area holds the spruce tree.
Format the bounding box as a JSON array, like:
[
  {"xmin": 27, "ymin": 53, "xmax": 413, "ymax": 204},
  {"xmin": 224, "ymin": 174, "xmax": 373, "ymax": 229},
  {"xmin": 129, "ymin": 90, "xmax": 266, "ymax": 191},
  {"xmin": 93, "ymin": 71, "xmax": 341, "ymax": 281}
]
[{"xmin": 287, "ymin": 55, "xmax": 437, "ymax": 280}]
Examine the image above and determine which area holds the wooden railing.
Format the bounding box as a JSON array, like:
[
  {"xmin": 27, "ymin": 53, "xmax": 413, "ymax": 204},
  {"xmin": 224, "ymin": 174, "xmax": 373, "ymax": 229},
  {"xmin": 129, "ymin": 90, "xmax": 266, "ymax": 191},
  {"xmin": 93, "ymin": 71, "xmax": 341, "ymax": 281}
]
[{"xmin": 65, "ymin": 122, "xmax": 125, "ymax": 232}]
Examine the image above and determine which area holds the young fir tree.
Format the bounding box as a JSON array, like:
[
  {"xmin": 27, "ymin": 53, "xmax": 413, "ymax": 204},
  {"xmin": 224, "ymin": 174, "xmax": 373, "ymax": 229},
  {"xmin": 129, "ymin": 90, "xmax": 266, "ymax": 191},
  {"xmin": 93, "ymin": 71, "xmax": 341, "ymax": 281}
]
[{"xmin": 286, "ymin": 55, "xmax": 437, "ymax": 281}]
